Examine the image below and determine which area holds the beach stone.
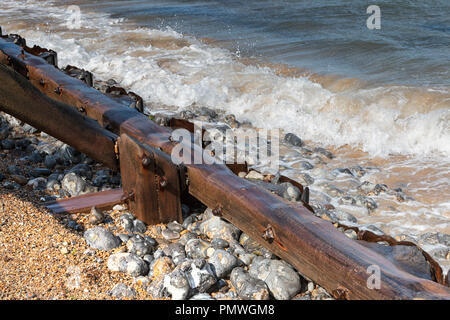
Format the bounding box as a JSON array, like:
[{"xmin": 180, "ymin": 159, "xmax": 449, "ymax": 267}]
[
  {"xmin": 167, "ymin": 221, "xmax": 184, "ymax": 232},
  {"xmin": 61, "ymin": 172, "xmax": 87, "ymax": 197},
  {"xmin": 143, "ymin": 254, "xmax": 154, "ymax": 265},
  {"xmin": 277, "ymin": 182, "xmax": 301, "ymax": 201},
  {"xmin": 127, "ymin": 236, "xmax": 155, "ymax": 257},
  {"xmin": 11, "ymin": 174, "xmax": 28, "ymax": 186},
  {"xmin": 239, "ymin": 233, "xmax": 273, "ymax": 258},
  {"xmin": 419, "ymin": 232, "xmax": 450, "ymax": 247},
  {"xmin": 46, "ymin": 179, "xmax": 61, "ymax": 192},
  {"xmin": 59, "ymin": 144, "xmax": 82, "ymax": 164},
  {"xmin": 357, "ymin": 181, "xmax": 377, "ymax": 195},
  {"xmin": 314, "ymin": 147, "xmax": 334, "ymax": 159},
  {"xmin": 200, "ymin": 216, "xmax": 241, "ymax": 242},
  {"xmin": 330, "ymin": 209, "xmax": 357, "ymax": 223},
  {"xmin": 179, "ymin": 231, "xmax": 197, "ymax": 245},
  {"xmin": 295, "ymin": 172, "xmax": 315, "ymax": 186},
  {"xmin": 164, "ymin": 270, "xmax": 191, "ymax": 300},
  {"xmin": 118, "ymin": 233, "xmax": 130, "ymax": 244},
  {"xmin": 133, "ymin": 219, "xmax": 147, "ymax": 233},
  {"xmin": 163, "ymin": 243, "xmax": 186, "ymax": 265},
  {"xmin": 1, "ymin": 139, "xmax": 15, "ymax": 149},
  {"xmin": 147, "ymin": 275, "xmax": 169, "ymax": 299},
  {"xmin": 355, "ymin": 195, "xmax": 378, "ymax": 211},
  {"xmin": 88, "ymin": 206, "xmax": 104, "ymax": 225},
  {"xmin": 0, "ymin": 128, "xmax": 9, "ymax": 140},
  {"xmin": 231, "ymin": 267, "xmax": 270, "ymax": 300},
  {"xmin": 293, "ymin": 160, "xmax": 314, "ymax": 170},
  {"xmin": 27, "ymin": 177, "xmax": 47, "ymax": 190},
  {"xmin": 31, "ymin": 168, "xmax": 51, "ymax": 177},
  {"xmin": 44, "ymin": 155, "xmax": 57, "ymax": 169},
  {"xmin": 84, "ymin": 227, "xmax": 120, "ymax": 251},
  {"xmin": 7, "ymin": 165, "xmax": 21, "ymax": 175},
  {"xmin": 185, "ymin": 239, "xmax": 210, "ymax": 259},
  {"xmin": 208, "ymin": 249, "xmax": 238, "ymax": 278},
  {"xmin": 339, "ymin": 196, "xmax": 356, "ymax": 205},
  {"xmin": 185, "ymin": 263, "xmax": 217, "ymax": 293},
  {"xmin": 245, "ymin": 170, "xmax": 265, "ymax": 180},
  {"xmin": 150, "ymin": 257, "xmax": 175, "ymax": 279},
  {"xmin": 92, "ymin": 175, "xmax": 110, "ymax": 187},
  {"xmin": 119, "ymin": 214, "xmax": 134, "ymax": 232},
  {"xmin": 107, "ymin": 252, "xmax": 149, "ymax": 277},
  {"xmin": 210, "ymin": 238, "xmax": 229, "ymax": 249},
  {"xmin": 190, "ymin": 293, "xmax": 215, "ymax": 300},
  {"xmin": 3, "ymin": 181, "xmax": 20, "ymax": 190},
  {"xmin": 249, "ymin": 257, "xmax": 301, "ymax": 300},
  {"xmin": 349, "ymin": 165, "xmax": 367, "ymax": 178},
  {"xmin": 109, "ymin": 283, "xmax": 136, "ymax": 299},
  {"xmin": 318, "ymin": 183, "xmax": 345, "ymax": 197},
  {"xmin": 162, "ymin": 228, "xmax": 180, "ymax": 240},
  {"xmin": 284, "ymin": 133, "xmax": 303, "ymax": 147}
]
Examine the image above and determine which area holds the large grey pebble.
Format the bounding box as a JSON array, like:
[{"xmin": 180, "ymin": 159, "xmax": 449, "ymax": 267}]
[
  {"xmin": 84, "ymin": 227, "xmax": 120, "ymax": 251},
  {"xmin": 107, "ymin": 252, "xmax": 149, "ymax": 277},
  {"xmin": 208, "ymin": 249, "xmax": 238, "ymax": 278},
  {"xmin": 231, "ymin": 267, "xmax": 270, "ymax": 300},
  {"xmin": 199, "ymin": 216, "xmax": 241, "ymax": 242},
  {"xmin": 109, "ymin": 283, "xmax": 137, "ymax": 299}
]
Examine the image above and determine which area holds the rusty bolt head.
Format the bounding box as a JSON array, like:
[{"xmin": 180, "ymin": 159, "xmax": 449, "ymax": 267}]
[
  {"xmin": 262, "ymin": 224, "xmax": 275, "ymax": 243},
  {"xmin": 159, "ymin": 176, "xmax": 168, "ymax": 188},
  {"xmin": 212, "ymin": 204, "xmax": 223, "ymax": 216},
  {"xmin": 141, "ymin": 156, "xmax": 152, "ymax": 168}
]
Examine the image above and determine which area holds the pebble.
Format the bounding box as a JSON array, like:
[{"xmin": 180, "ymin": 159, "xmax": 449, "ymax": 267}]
[
  {"xmin": 44, "ymin": 155, "xmax": 57, "ymax": 169},
  {"xmin": 163, "ymin": 243, "xmax": 186, "ymax": 265},
  {"xmin": 239, "ymin": 233, "xmax": 273, "ymax": 258},
  {"xmin": 284, "ymin": 133, "xmax": 303, "ymax": 147},
  {"xmin": 11, "ymin": 175, "xmax": 28, "ymax": 186},
  {"xmin": 61, "ymin": 172, "xmax": 87, "ymax": 197},
  {"xmin": 31, "ymin": 168, "xmax": 51, "ymax": 177},
  {"xmin": 190, "ymin": 293, "xmax": 215, "ymax": 300},
  {"xmin": 147, "ymin": 275, "xmax": 169, "ymax": 299},
  {"xmin": 27, "ymin": 177, "xmax": 47, "ymax": 190},
  {"xmin": 249, "ymin": 257, "xmax": 301, "ymax": 300},
  {"xmin": 150, "ymin": 257, "xmax": 175, "ymax": 279},
  {"xmin": 210, "ymin": 238, "xmax": 229, "ymax": 249},
  {"xmin": 277, "ymin": 182, "xmax": 301, "ymax": 201},
  {"xmin": 245, "ymin": 170, "xmax": 265, "ymax": 180},
  {"xmin": 355, "ymin": 195, "xmax": 378, "ymax": 211},
  {"xmin": 107, "ymin": 252, "xmax": 149, "ymax": 277},
  {"xmin": 164, "ymin": 270, "xmax": 191, "ymax": 300},
  {"xmin": 109, "ymin": 283, "xmax": 137, "ymax": 299},
  {"xmin": 83, "ymin": 227, "xmax": 121, "ymax": 251},
  {"xmin": 88, "ymin": 206, "xmax": 104, "ymax": 225},
  {"xmin": 162, "ymin": 228, "xmax": 180, "ymax": 240},
  {"xmin": 133, "ymin": 219, "xmax": 147, "ymax": 233},
  {"xmin": 185, "ymin": 262, "xmax": 217, "ymax": 293},
  {"xmin": 185, "ymin": 239, "xmax": 210, "ymax": 259},
  {"xmin": 208, "ymin": 249, "xmax": 238, "ymax": 278},
  {"xmin": 199, "ymin": 215, "xmax": 241, "ymax": 242},
  {"xmin": 178, "ymin": 231, "xmax": 197, "ymax": 245},
  {"xmin": 167, "ymin": 221, "xmax": 184, "ymax": 233},
  {"xmin": 119, "ymin": 214, "xmax": 134, "ymax": 232},
  {"xmin": 230, "ymin": 267, "xmax": 270, "ymax": 300},
  {"xmin": 127, "ymin": 236, "xmax": 155, "ymax": 257}
]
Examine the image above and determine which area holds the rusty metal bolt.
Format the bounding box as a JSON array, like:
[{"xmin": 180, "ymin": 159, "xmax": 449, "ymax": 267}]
[
  {"xmin": 212, "ymin": 204, "xmax": 223, "ymax": 216},
  {"xmin": 141, "ymin": 156, "xmax": 152, "ymax": 168},
  {"xmin": 54, "ymin": 87, "xmax": 61, "ymax": 95},
  {"xmin": 262, "ymin": 224, "xmax": 275, "ymax": 243},
  {"xmin": 159, "ymin": 176, "xmax": 168, "ymax": 188},
  {"xmin": 39, "ymin": 78, "xmax": 45, "ymax": 87}
]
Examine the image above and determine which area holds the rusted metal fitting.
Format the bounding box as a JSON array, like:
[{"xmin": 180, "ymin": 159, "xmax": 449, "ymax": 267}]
[
  {"xmin": 262, "ymin": 224, "xmax": 275, "ymax": 243},
  {"xmin": 212, "ymin": 204, "xmax": 223, "ymax": 216},
  {"xmin": 39, "ymin": 78, "xmax": 45, "ymax": 87},
  {"xmin": 141, "ymin": 156, "xmax": 152, "ymax": 168},
  {"xmin": 54, "ymin": 86, "xmax": 61, "ymax": 95},
  {"xmin": 332, "ymin": 286, "xmax": 350, "ymax": 300},
  {"xmin": 159, "ymin": 176, "xmax": 168, "ymax": 188}
]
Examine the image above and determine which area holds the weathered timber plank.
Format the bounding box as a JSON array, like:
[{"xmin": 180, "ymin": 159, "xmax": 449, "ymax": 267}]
[
  {"xmin": 0, "ymin": 63, "xmax": 119, "ymax": 170},
  {"xmin": 1, "ymin": 37, "xmax": 449, "ymax": 299},
  {"xmin": 45, "ymin": 189, "xmax": 125, "ymax": 214}
]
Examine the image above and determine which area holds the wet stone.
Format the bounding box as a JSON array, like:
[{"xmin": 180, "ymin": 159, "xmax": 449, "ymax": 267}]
[
  {"xmin": 107, "ymin": 252, "xmax": 149, "ymax": 277},
  {"xmin": 314, "ymin": 147, "xmax": 334, "ymax": 159},
  {"xmin": 143, "ymin": 254, "xmax": 154, "ymax": 265},
  {"xmin": 230, "ymin": 267, "xmax": 270, "ymax": 300},
  {"xmin": 284, "ymin": 133, "xmax": 303, "ymax": 147},
  {"xmin": 84, "ymin": 227, "xmax": 121, "ymax": 251},
  {"xmin": 118, "ymin": 234, "xmax": 130, "ymax": 244},
  {"xmin": 329, "ymin": 209, "xmax": 357, "ymax": 223},
  {"xmin": 109, "ymin": 283, "xmax": 137, "ymax": 299},
  {"xmin": 208, "ymin": 249, "xmax": 238, "ymax": 278},
  {"xmin": 293, "ymin": 160, "xmax": 314, "ymax": 170},
  {"xmin": 249, "ymin": 257, "xmax": 301, "ymax": 300}
]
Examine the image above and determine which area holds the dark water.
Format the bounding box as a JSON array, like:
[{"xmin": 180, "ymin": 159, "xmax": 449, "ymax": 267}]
[{"xmin": 76, "ymin": 0, "xmax": 450, "ymax": 87}]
